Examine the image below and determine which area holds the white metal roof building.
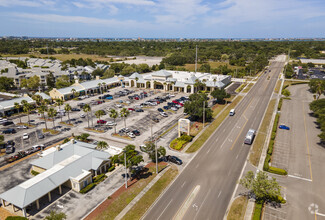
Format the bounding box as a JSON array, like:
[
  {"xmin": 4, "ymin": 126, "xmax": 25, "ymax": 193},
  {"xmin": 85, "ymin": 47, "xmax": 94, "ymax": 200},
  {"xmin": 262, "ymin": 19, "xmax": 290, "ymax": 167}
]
[
  {"xmin": 0, "ymin": 96, "xmax": 35, "ymax": 115},
  {"xmin": 0, "ymin": 140, "xmax": 111, "ymax": 217}
]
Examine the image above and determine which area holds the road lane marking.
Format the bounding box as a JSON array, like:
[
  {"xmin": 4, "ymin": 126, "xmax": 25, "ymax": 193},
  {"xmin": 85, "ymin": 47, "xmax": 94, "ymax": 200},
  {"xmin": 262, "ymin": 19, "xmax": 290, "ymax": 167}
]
[
  {"xmin": 236, "ymin": 154, "xmax": 239, "ymax": 159},
  {"xmin": 173, "ymin": 185, "xmax": 200, "ymax": 220},
  {"xmin": 302, "ymin": 104, "xmax": 313, "ymax": 181},
  {"xmin": 206, "ymin": 148, "xmax": 211, "ymax": 154},
  {"xmin": 194, "ymin": 188, "xmax": 211, "ymax": 219},
  {"xmin": 195, "ymin": 164, "xmax": 199, "ymax": 169},
  {"xmin": 288, "ymin": 175, "xmax": 312, "ymax": 182},
  {"xmin": 230, "ymin": 119, "xmax": 248, "ymax": 150},
  {"xmin": 181, "ymin": 181, "xmax": 186, "ymax": 188},
  {"xmin": 157, "ymin": 199, "xmax": 173, "ymax": 220},
  {"xmin": 218, "ymin": 191, "xmax": 222, "ymax": 198},
  {"xmin": 215, "ymin": 138, "xmax": 219, "ymax": 143}
]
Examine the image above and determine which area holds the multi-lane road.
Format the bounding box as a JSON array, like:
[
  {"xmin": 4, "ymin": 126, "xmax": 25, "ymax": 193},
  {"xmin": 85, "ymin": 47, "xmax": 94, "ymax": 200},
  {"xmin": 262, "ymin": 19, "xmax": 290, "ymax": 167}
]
[{"xmin": 143, "ymin": 57, "xmax": 286, "ymax": 220}]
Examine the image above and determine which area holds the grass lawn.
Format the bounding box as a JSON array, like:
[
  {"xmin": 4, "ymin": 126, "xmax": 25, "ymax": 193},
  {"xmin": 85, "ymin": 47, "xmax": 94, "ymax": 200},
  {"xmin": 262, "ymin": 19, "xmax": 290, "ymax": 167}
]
[
  {"xmin": 283, "ymin": 80, "xmax": 308, "ymax": 88},
  {"xmin": 186, "ymin": 95, "xmax": 243, "ymax": 153},
  {"xmin": 274, "ymin": 80, "xmax": 282, "ymax": 93},
  {"xmin": 121, "ymin": 165, "xmax": 178, "ymax": 220},
  {"xmin": 212, "ymin": 95, "xmax": 235, "ymax": 118},
  {"xmin": 94, "ymin": 164, "xmax": 167, "ymax": 220},
  {"xmin": 235, "ymin": 83, "xmax": 246, "ymax": 93},
  {"xmin": 42, "ymin": 128, "xmax": 59, "ymax": 135},
  {"xmin": 242, "ymin": 83, "xmax": 254, "ymax": 93},
  {"xmin": 249, "ymin": 99, "xmax": 276, "ymax": 166},
  {"xmin": 178, "ymin": 61, "xmax": 243, "ymax": 72},
  {"xmin": 227, "ymin": 196, "xmax": 248, "ymax": 220}
]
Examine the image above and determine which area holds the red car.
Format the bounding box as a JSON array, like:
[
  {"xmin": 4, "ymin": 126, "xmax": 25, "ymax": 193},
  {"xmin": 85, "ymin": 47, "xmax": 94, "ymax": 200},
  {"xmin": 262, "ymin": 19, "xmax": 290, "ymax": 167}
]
[
  {"xmin": 134, "ymin": 97, "xmax": 139, "ymax": 100},
  {"xmin": 97, "ymin": 120, "xmax": 107, "ymax": 124},
  {"xmin": 128, "ymin": 108, "xmax": 135, "ymax": 111},
  {"xmin": 172, "ymin": 100, "xmax": 179, "ymax": 104}
]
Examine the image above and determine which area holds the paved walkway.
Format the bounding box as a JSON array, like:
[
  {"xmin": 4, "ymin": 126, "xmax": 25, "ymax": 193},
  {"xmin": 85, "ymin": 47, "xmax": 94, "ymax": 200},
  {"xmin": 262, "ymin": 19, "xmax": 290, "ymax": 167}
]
[{"xmin": 114, "ymin": 166, "xmax": 171, "ymax": 220}]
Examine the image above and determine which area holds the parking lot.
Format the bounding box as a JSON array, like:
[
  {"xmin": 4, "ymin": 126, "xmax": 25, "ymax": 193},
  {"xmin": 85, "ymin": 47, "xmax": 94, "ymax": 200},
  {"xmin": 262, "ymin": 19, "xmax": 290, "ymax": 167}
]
[{"xmin": 264, "ymin": 84, "xmax": 325, "ymax": 220}]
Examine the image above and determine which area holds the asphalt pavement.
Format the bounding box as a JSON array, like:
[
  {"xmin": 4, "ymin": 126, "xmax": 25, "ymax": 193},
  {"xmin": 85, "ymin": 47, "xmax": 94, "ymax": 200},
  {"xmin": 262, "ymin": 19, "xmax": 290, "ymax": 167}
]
[{"xmin": 143, "ymin": 57, "xmax": 286, "ymax": 220}]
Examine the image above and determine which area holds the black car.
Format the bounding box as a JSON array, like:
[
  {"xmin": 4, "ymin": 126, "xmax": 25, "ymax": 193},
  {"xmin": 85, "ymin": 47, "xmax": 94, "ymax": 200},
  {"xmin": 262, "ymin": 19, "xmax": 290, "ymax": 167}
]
[
  {"xmin": 3, "ymin": 128, "xmax": 16, "ymax": 134},
  {"xmin": 157, "ymin": 108, "xmax": 164, "ymax": 112},
  {"xmin": 38, "ymin": 133, "xmax": 45, "ymax": 139},
  {"xmin": 152, "ymin": 118, "xmax": 160, "ymax": 123},
  {"xmin": 166, "ymin": 155, "xmax": 182, "ymax": 165},
  {"xmin": 71, "ymin": 108, "xmax": 81, "ymax": 111},
  {"xmin": 163, "ymin": 106, "xmax": 170, "ymax": 110},
  {"xmin": 135, "ymin": 109, "xmax": 144, "ymax": 112},
  {"xmin": 167, "ymin": 102, "xmax": 174, "ymax": 106},
  {"xmin": 77, "ymin": 103, "xmax": 85, "ymax": 108},
  {"xmin": 3, "ymin": 121, "xmax": 14, "ymax": 126},
  {"xmin": 132, "ymin": 130, "xmax": 140, "ymax": 136},
  {"xmin": 7, "ymin": 140, "xmax": 15, "ymax": 146}
]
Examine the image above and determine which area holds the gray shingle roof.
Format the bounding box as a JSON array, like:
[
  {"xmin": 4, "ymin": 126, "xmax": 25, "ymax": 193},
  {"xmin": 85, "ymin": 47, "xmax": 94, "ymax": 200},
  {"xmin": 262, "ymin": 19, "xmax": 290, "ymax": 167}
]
[{"xmin": 0, "ymin": 141, "xmax": 111, "ymax": 209}]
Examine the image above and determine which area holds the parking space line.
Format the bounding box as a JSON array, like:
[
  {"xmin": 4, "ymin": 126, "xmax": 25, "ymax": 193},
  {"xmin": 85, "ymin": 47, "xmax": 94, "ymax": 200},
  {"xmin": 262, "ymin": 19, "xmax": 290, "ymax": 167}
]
[
  {"xmin": 288, "ymin": 174, "xmax": 312, "ymax": 182},
  {"xmin": 302, "ymin": 104, "xmax": 313, "ymax": 181}
]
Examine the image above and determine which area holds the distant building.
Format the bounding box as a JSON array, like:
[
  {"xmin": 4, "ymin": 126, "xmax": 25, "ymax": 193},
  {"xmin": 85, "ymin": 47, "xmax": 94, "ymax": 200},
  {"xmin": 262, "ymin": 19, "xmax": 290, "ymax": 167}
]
[
  {"xmin": 0, "ymin": 96, "xmax": 35, "ymax": 116},
  {"xmin": 123, "ymin": 70, "xmax": 231, "ymax": 93}
]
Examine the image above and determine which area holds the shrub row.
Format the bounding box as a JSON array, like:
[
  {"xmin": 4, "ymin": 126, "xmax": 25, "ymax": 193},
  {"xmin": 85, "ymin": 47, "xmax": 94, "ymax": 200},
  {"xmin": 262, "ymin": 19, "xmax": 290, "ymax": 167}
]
[
  {"xmin": 80, "ymin": 183, "xmax": 96, "ymax": 194},
  {"xmin": 108, "ymin": 166, "xmax": 115, "ymax": 172},
  {"xmin": 6, "ymin": 217, "xmax": 28, "ymax": 220},
  {"xmin": 170, "ymin": 134, "xmax": 193, "ymax": 150},
  {"xmin": 31, "ymin": 170, "xmax": 40, "ymax": 176},
  {"xmin": 268, "ymin": 166, "xmax": 288, "ymax": 175},
  {"xmin": 93, "ymin": 174, "xmax": 106, "ymax": 183},
  {"xmin": 277, "ymin": 98, "xmax": 283, "ymax": 111}
]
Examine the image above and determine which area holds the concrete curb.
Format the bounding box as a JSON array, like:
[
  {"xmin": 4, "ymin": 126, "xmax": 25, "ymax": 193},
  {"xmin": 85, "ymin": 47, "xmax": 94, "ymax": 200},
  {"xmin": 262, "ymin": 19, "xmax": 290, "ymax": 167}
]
[{"xmin": 115, "ymin": 166, "xmax": 171, "ymax": 220}]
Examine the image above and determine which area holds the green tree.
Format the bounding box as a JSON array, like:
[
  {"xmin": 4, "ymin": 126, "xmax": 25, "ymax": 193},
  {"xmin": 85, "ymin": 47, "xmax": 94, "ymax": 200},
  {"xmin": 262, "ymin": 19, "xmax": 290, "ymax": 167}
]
[
  {"xmin": 55, "ymin": 75, "xmax": 71, "ymax": 89},
  {"xmin": 142, "ymin": 141, "xmax": 166, "ymax": 162},
  {"xmin": 281, "ymin": 89, "xmax": 291, "ymax": 97},
  {"xmin": 184, "ymin": 93, "xmax": 212, "ymax": 122},
  {"xmin": 64, "ymin": 104, "xmax": 72, "ymax": 124},
  {"xmin": 239, "ymin": 171, "xmax": 282, "ymax": 202},
  {"xmin": 38, "ymin": 104, "xmax": 48, "ymax": 130},
  {"xmin": 120, "ymin": 108, "xmax": 130, "ymax": 129},
  {"xmin": 120, "ymin": 145, "xmax": 144, "ymax": 174},
  {"xmin": 211, "ymin": 88, "xmax": 231, "ymax": 104},
  {"xmin": 32, "ymin": 94, "xmax": 43, "ymax": 107},
  {"xmin": 27, "ymin": 75, "xmax": 40, "ymax": 89},
  {"xmin": 198, "ymin": 63, "xmax": 211, "ymax": 73},
  {"xmin": 55, "ymin": 98, "xmax": 64, "ymax": 122},
  {"xmin": 71, "ymin": 88, "xmax": 76, "ymax": 98},
  {"xmin": 47, "ymin": 107, "xmax": 57, "ymax": 129},
  {"xmin": 109, "ymin": 109, "xmax": 118, "ymax": 134},
  {"xmin": 309, "ymin": 79, "xmax": 325, "ymax": 100},
  {"xmin": 0, "ymin": 77, "xmax": 15, "ymax": 91},
  {"xmin": 21, "ymin": 100, "xmax": 32, "ymax": 125},
  {"xmin": 103, "ymin": 69, "xmax": 115, "ymax": 79},
  {"xmin": 46, "ymin": 72, "xmax": 56, "ymax": 88},
  {"xmin": 97, "ymin": 141, "xmax": 108, "ymax": 150},
  {"xmin": 14, "ymin": 102, "xmax": 22, "ymax": 124},
  {"xmin": 95, "ymin": 110, "xmax": 105, "ymax": 120},
  {"xmin": 77, "ymin": 133, "xmax": 90, "ymax": 142},
  {"xmin": 83, "ymin": 104, "xmax": 91, "ymax": 128},
  {"xmin": 44, "ymin": 210, "xmax": 67, "ymax": 220}
]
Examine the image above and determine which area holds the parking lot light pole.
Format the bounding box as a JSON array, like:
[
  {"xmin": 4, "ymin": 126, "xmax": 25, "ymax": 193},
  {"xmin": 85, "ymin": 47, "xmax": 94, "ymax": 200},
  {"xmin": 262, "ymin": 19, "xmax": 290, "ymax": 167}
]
[
  {"xmin": 203, "ymin": 100, "xmax": 205, "ymax": 128},
  {"xmin": 155, "ymin": 139, "xmax": 158, "ymax": 174},
  {"xmin": 124, "ymin": 152, "xmax": 128, "ymax": 189}
]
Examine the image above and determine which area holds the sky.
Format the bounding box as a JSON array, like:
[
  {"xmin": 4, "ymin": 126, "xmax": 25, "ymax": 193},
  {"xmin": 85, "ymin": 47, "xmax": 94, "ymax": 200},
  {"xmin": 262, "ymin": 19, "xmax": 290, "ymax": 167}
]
[{"xmin": 0, "ymin": 0, "xmax": 325, "ymax": 38}]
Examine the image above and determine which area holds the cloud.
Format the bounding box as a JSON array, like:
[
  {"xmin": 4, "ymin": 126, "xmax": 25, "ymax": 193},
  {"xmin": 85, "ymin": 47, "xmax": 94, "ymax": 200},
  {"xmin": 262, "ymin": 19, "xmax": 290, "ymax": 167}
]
[
  {"xmin": 72, "ymin": 0, "xmax": 155, "ymax": 9},
  {"xmin": 0, "ymin": 0, "xmax": 55, "ymax": 7}
]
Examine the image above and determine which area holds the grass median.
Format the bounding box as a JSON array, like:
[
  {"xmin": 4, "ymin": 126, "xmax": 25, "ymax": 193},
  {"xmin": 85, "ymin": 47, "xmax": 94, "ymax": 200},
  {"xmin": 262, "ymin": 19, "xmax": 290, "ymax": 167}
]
[
  {"xmin": 249, "ymin": 99, "xmax": 276, "ymax": 166},
  {"xmin": 242, "ymin": 83, "xmax": 254, "ymax": 93},
  {"xmin": 227, "ymin": 196, "xmax": 248, "ymax": 220},
  {"xmin": 186, "ymin": 96, "xmax": 243, "ymax": 153},
  {"xmin": 121, "ymin": 165, "xmax": 178, "ymax": 220}
]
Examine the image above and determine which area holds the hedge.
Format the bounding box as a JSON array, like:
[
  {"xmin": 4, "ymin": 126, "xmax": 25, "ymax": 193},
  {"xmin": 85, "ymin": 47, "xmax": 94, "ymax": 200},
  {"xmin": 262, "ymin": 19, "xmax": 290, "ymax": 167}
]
[
  {"xmin": 277, "ymin": 98, "xmax": 283, "ymax": 111},
  {"xmin": 80, "ymin": 183, "xmax": 96, "ymax": 194},
  {"xmin": 31, "ymin": 170, "xmax": 40, "ymax": 176},
  {"xmin": 268, "ymin": 166, "xmax": 287, "ymax": 175},
  {"xmin": 108, "ymin": 166, "xmax": 115, "ymax": 172},
  {"xmin": 6, "ymin": 217, "xmax": 28, "ymax": 220},
  {"xmin": 252, "ymin": 202, "xmax": 263, "ymax": 220},
  {"xmin": 170, "ymin": 139, "xmax": 187, "ymax": 150},
  {"xmin": 93, "ymin": 174, "xmax": 106, "ymax": 184}
]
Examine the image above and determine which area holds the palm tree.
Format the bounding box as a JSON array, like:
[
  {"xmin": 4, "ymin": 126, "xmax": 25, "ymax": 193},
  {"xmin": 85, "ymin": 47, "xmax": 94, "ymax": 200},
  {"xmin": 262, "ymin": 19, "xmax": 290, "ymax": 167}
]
[
  {"xmin": 95, "ymin": 110, "xmax": 105, "ymax": 120},
  {"xmin": 38, "ymin": 104, "xmax": 48, "ymax": 130},
  {"xmin": 120, "ymin": 108, "xmax": 130, "ymax": 129},
  {"xmin": 47, "ymin": 107, "xmax": 57, "ymax": 129},
  {"xmin": 153, "ymin": 80, "xmax": 157, "ymax": 92},
  {"xmin": 32, "ymin": 95, "xmax": 43, "ymax": 107},
  {"xmin": 102, "ymin": 82, "xmax": 106, "ymax": 92},
  {"xmin": 14, "ymin": 102, "xmax": 22, "ymax": 124},
  {"xmin": 55, "ymin": 98, "xmax": 64, "ymax": 122},
  {"xmin": 98, "ymin": 83, "xmax": 102, "ymax": 94},
  {"xmin": 21, "ymin": 100, "xmax": 31, "ymax": 125},
  {"xmin": 83, "ymin": 104, "xmax": 91, "ymax": 128},
  {"xmin": 135, "ymin": 77, "xmax": 139, "ymax": 88},
  {"xmin": 163, "ymin": 82, "xmax": 167, "ymax": 91},
  {"xmin": 71, "ymin": 88, "xmax": 76, "ymax": 98},
  {"xmin": 64, "ymin": 104, "xmax": 72, "ymax": 124},
  {"xmin": 109, "ymin": 109, "xmax": 118, "ymax": 134},
  {"xmin": 96, "ymin": 141, "xmax": 108, "ymax": 150}
]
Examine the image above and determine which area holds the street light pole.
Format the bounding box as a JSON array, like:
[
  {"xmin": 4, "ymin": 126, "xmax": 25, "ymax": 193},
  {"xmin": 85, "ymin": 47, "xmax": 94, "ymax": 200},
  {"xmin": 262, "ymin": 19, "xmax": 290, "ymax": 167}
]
[
  {"xmin": 124, "ymin": 152, "xmax": 128, "ymax": 189},
  {"xmin": 203, "ymin": 100, "xmax": 205, "ymax": 128},
  {"xmin": 155, "ymin": 139, "xmax": 158, "ymax": 174}
]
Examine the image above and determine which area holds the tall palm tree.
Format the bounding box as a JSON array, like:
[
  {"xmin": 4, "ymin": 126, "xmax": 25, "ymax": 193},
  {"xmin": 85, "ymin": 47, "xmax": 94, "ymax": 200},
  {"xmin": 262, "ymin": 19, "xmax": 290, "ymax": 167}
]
[
  {"xmin": 109, "ymin": 109, "xmax": 118, "ymax": 134},
  {"xmin": 38, "ymin": 104, "xmax": 48, "ymax": 130},
  {"xmin": 120, "ymin": 108, "xmax": 130, "ymax": 129},
  {"xmin": 32, "ymin": 95, "xmax": 43, "ymax": 107},
  {"xmin": 98, "ymin": 83, "xmax": 102, "ymax": 94},
  {"xmin": 96, "ymin": 141, "xmax": 108, "ymax": 150},
  {"xmin": 71, "ymin": 88, "xmax": 76, "ymax": 98},
  {"xmin": 83, "ymin": 104, "xmax": 91, "ymax": 128},
  {"xmin": 102, "ymin": 82, "xmax": 106, "ymax": 92},
  {"xmin": 14, "ymin": 102, "xmax": 22, "ymax": 124},
  {"xmin": 21, "ymin": 100, "xmax": 31, "ymax": 125},
  {"xmin": 47, "ymin": 107, "xmax": 57, "ymax": 129},
  {"xmin": 64, "ymin": 104, "xmax": 72, "ymax": 124},
  {"xmin": 163, "ymin": 82, "xmax": 167, "ymax": 91},
  {"xmin": 95, "ymin": 110, "xmax": 105, "ymax": 120},
  {"xmin": 55, "ymin": 98, "xmax": 64, "ymax": 122}
]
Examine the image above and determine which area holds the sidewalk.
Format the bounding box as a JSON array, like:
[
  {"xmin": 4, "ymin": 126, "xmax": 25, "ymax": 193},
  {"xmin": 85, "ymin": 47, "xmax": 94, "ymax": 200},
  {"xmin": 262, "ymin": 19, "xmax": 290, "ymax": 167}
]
[{"xmin": 114, "ymin": 165, "xmax": 171, "ymax": 220}]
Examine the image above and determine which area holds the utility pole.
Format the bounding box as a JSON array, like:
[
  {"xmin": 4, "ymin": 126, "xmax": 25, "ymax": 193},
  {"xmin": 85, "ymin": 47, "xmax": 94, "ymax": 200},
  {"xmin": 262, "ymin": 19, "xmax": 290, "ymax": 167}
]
[
  {"xmin": 155, "ymin": 139, "xmax": 158, "ymax": 174},
  {"xmin": 195, "ymin": 45, "xmax": 198, "ymax": 73},
  {"xmin": 203, "ymin": 100, "xmax": 205, "ymax": 128},
  {"xmin": 124, "ymin": 152, "xmax": 128, "ymax": 189}
]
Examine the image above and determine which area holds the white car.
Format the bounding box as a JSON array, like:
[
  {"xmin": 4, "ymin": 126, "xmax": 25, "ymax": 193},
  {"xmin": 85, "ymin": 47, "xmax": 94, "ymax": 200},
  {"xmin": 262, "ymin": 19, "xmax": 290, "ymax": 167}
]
[
  {"xmin": 80, "ymin": 114, "xmax": 86, "ymax": 118},
  {"xmin": 17, "ymin": 125, "xmax": 28, "ymax": 129},
  {"xmin": 125, "ymin": 100, "xmax": 131, "ymax": 104},
  {"xmin": 22, "ymin": 133, "xmax": 29, "ymax": 140},
  {"xmin": 127, "ymin": 132, "xmax": 135, "ymax": 138},
  {"xmin": 106, "ymin": 122, "xmax": 117, "ymax": 126},
  {"xmin": 169, "ymin": 94, "xmax": 175, "ymax": 97},
  {"xmin": 116, "ymin": 104, "xmax": 122, "ymax": 108},
  {"xmin": 171, "ymin": 107, "xmax": 178, "ymax": 111},
  {"xmin": 160, "ymin": 112, "xmax": 168, "ymax": 117},
  {"xmin": 149, "ymin": 102, "xmax": 157, "ymax": 106}
]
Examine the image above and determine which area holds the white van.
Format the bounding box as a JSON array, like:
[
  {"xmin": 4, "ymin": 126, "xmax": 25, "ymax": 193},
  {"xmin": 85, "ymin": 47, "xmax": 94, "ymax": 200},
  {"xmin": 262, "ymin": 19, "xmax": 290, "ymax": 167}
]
[{"xmin": 229, "ymin": 109, "xmax": 235, "ymax": 116}]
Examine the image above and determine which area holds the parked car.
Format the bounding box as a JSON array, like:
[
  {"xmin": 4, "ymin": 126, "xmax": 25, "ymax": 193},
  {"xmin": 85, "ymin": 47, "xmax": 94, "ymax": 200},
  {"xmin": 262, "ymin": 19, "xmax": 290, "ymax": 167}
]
[
  {"xmin": 279, "ymin": 124, "xmax": 290, "ymax": 130},
  {"xmin": 165, "ymin": 155, "xmax": 182, "ymax": 165},
  {"xmin": 38, "ymin": 133, "xmax": 45, "ymax": 139},
  {"xmin": 171, "ymin": 107, "xmax": 178, "ymax": 111},
  {"xmin": 71, "ymin": 108, "xmax": 80, "ymax": 111},
  {"xmin": 77, "ymin": 103, "xmax": 86, "ymax": 108},
  {"xmin": 139, "ymin": 144, "xmax": 146, "ymax": 152},
  {"xmin": 160, "ymin": 112, "xmax": 168, "ymax": 117},
  {"xmin": 106, "ymin": 122, "xmax": 117, "ymax": 126},
  {"xmin": 80, "ymin": 114, "xmax": 86, "ymax": 118},
  {"xmin": 97, "ymin": 120, "xmax": 107, "ymax": 124},
  {"xmin": 135, "ymin": 109, "xmax": 144, "ymax": 112},
  {"xmin": 17, "ymin": 125, "xmax": 28, "ymax": 129},
  {"xmin": 2, "ymin": 128, "xmax": 16, "ymax": 134},
  {"xmin": 128, "ymin": 108, "xmax": 135, "ymax": 111},
  {"xmin": 163, "ymin": 106, "xmax": 170, "ymax": 110},
  {"xmin": 116, "ymin": 104, "xmax": 122, "ymax": 108},
  {"xmin": 132, "ymin": 130, "xmax": 140, "ymax": 136},
  {"xmin": 127, "ymin": 132, "xmax": 135, "ymax": 138},
  {"xmin": 157, "ymin": 108, "xmax": 164, "ymax": 112},
  {"xmin": 7, "ymin": 140, "xmax": 15, "ymax": 146},
  {"xmin": 5, "ymin": 146, "xmax": 15, "ymax": 154},
  {"xmin": 2, "ymin": 121, "xmax": 14, "ymax": 126},
  {"xmin": 152, "ymin": 118, "xmax": 160, "ymax": 123},
  {"xmin": 22, "ymin": 133, "xmax": 29, "ymax": 140}
]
